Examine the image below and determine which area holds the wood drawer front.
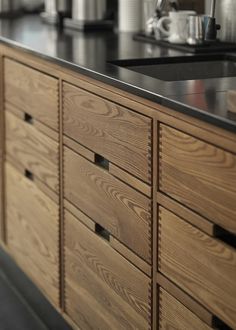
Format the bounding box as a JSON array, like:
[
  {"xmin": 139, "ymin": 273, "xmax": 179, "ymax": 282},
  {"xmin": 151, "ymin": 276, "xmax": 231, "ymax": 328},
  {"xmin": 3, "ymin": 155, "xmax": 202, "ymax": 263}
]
[
  {"xmin": 4, "ymin": 58, "xmax": 59, "ymax": 131},
  {"xmin": 65, "ymin": 210, "xmax": 151, "ymax": 330},
  {"xmin": 5, "ymin": 163, "xmax": 59, "ymax": 307},
  {"xmin": 159, "ymin": 288, "xmax": 212, "ymax": 330},
  {"xmin": 158, "ymin": 207, "xmax": 236, "ymax": 329},
  {"xmin": 64, "ymin": 147, "xmax": 152, "ymax": 263},
  {"xmin": 63, "ymin": 82, "xmax": 152, "ymax": 184},
  {"xmin": 159, "ymin": 124, "xmax": 236, "ymax": 234},
  {"xmin": 5, "ymin": 111, "xmax": 59, "ymax": 193}
]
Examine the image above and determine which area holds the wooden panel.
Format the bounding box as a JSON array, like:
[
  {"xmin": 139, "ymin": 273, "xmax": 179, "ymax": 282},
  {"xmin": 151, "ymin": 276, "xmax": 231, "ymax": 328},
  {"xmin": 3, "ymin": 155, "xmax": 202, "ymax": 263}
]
[
  {"xmin": 156, "ymin": 193, "xmax": 215, "ymax": 236},
  {"xmin": 65, "ymin": 210, "xmax": 151, "ymax": 330},
  {"xmin": 110, "ymin": 163, "xmax": 152, "ymax": 197},
  {"xmin": 64, "ymin": 147, "xmax": 152, "ymax": 263},
  {"xmin": 157, "ymin": 273, "xmax": 214, "ymax": 327},
  {"xmin": 159, "ymin": 124, "xmax": 236, "ymax": 234},
  {"xmin": 64, "ymin": 199, "xmax": 151, "ymax": 276},
  {"xmin": 63, "ymin": 135, "xmax": 95, "ymax": 162},
  {"xmin": 5, "ymin": 102, "xmax": 59, "ymax": 142},
  {"xmin": 4, "ymin": 58, "xmax": 59, "ymax": 131},
  {"xmin": 63, "ymin": 82, "xmax": 152, "ymax": 184},
  {"xmin": 159, "ymin": 288, "xmax": 212, "ymax": 330},
  {"xmin": 227, "ymin": 90, "xmax": 236, "ymax": 114},
  {"xmin": 158, "ymin": 207, "xmax": 236, "ymax": 329},
  {"xmin": 5, "ymin": 111, "xmax": 59, "ymax": 192},
  {"xmin": 5, "ymin": 163, "xmax": 59, "ymax": 306}
]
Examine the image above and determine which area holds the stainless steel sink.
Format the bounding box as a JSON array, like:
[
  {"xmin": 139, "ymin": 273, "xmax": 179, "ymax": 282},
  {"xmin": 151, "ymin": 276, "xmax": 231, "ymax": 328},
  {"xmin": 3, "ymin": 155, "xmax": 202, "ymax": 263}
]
[{"xmin": 111, "ymin": 54, "xmax": 236, "ymax": 81}]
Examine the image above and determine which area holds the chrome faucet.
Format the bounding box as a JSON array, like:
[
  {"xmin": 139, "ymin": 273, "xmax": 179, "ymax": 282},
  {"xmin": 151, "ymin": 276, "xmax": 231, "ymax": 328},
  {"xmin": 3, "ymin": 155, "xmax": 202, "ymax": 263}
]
[{"xmin": 204, "ymin": 0, "xmax": 221, "ymax": 42}]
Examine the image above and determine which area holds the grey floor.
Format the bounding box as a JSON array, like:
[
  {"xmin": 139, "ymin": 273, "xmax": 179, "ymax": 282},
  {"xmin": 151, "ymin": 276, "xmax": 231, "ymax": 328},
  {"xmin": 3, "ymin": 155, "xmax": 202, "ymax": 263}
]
[{"xmin": 0, "ymin": 270, "xmax": 47, "ymax": 330}]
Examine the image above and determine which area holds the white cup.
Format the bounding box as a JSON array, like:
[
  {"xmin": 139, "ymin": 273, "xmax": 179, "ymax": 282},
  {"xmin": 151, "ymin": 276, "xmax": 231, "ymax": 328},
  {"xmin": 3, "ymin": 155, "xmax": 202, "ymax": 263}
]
[{"xmin": 157, "ymin": 11, "xmax": 196, "ymax": 44}]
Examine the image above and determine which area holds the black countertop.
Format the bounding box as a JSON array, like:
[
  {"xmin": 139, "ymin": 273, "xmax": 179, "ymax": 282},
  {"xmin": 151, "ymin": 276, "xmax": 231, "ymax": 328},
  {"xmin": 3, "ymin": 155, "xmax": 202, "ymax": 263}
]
[{"xmin": 1, "ymin": 14, "xmax": 236, "ymax": 133}]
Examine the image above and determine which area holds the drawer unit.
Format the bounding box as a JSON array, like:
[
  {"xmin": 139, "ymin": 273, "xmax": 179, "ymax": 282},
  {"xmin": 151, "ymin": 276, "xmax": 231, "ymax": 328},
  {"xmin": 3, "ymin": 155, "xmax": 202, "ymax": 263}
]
[
  {"xmin": 159, "ymin": 124, "xmax": 236, "ymax": 234},
  {"xmin": 4, "ymin": 58, "xmax": 59, "ymax": 131},
  {"xmin": 64, "ymin": 209, "xmax": 151, "ymax": 330},
  {"xmin": 158, "ymin": 207, "xmax": 236, "ymax": 329},
  {"xmin": 63, "ymin": 82, "xmax": 152, "ymax": 184},
  {"xmin": 5, "ymin": 162, "xmax": 59, "ymax": 307},
  {"xmin": 64, "ymin": 146, "xmax": 152, "ymax": 263},
  {"xmin": 158, "ymin": 288, "xmax": 212, "ymax": 330},
  {"xmin": 5, "ymin": 111, "xmax": 59, "ymax": 193}
]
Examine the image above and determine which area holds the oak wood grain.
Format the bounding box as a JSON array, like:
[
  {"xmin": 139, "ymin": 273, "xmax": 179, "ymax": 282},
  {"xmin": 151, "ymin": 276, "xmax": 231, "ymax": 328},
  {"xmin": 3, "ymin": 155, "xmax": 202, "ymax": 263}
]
[
  {"xmin": 110, "ymin": 163, "xmax": 152, "ymax": 197},
  {"xmin": 64, "ymin": 135, "xmax": 151, "ymax": 197},
  {"xmin": 159, "ymin": 124, "xmax": 236, "ymax": 234},
  {"xmin": 5, "ymin": 102, "xmax": 59, "ymax": 142},
  {"xmin": 63, "ymin": 135, "xmax": 95, "ymax": 163},
  {"xmin": 64, "ymin": 199, "xmax": 151, "ymax": 276},
  {"xmin": 156, "ymin": 193, "xmax": 215, "ymax": 236},
  {"xmin": 158, "ymin": 207, "xmax": 236, "ymax": 329},
  {"xmin": 157, "ymin": 273, "xmax": 214, "ymax": 327},
  {"xmin": 63, "ymin": 82, "xmax": 152, "ymax": 184},
  {"xmin": 5, "ymin": 111, "xmax": 59, "ymax": 193},
  {"xmin": 159, "ymin": 288, "xmax": 212, "ymax": 330},
  {"xmin": 227, "ymin": 90, "xmax": 236, "ymax": 114},
  {"xmin": 64, "ymin": 146, "xmax": 152, "ymax": 263},
  {"xmin": 5, "ymin": 162, "xmax": 60, "ymax": 307},
  {"xmin": 64, "ymin": 210, "xmax": 151, "ymax": 330},
  {"xmin": 6, "ymin": 154, "xmax": 59, "ymax": 204},
  {"xmin": 110, "ymin": 237, "xmax": 152, "ymax": 277},
  {"xmin": 4, "ymin": 57, "xmax": 59, "ymax": 131}
]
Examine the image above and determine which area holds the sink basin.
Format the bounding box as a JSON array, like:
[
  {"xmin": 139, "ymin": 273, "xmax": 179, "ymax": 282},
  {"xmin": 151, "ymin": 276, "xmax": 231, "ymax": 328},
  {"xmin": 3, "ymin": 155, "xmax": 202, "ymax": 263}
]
[{"xmin": 111, "ymin": 54, "xmax": 236, "ymax": 81}]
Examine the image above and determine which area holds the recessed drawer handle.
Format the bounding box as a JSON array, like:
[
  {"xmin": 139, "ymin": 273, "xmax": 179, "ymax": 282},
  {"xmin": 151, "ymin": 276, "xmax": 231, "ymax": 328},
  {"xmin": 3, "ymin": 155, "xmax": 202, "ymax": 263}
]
[
  {"xmin": 24, "ymin": 113, "xmax": 34, "ymax": 125},
  {"xmin": 24, "ymin": 169, "xmax": 34, "ymax": 181},
  {"xmin": 95, "ymin": 223, "xmax": 110, "ymax": 242},
  {"xmin": 213, "ymin": 225, "xmax": 236, "ymax": 249},
  {"xmin": 213, "ymin": 316, "xmax": 233, "ymax": 330},
  {"xmin": 95, "ymin": 153, "xmax": 109, "ymax": 171}
]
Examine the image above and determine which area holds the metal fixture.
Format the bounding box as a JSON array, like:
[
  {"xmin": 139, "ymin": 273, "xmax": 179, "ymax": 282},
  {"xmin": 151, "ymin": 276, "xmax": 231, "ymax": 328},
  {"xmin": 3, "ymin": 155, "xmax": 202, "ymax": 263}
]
[
  {"xmin": 204, "ymin": 0, "xmax": 220, "ymax": 42},
  {"xmin": 187, "ymin": 15, "xmax": 204, "ymax": 45},
  {"xmin": 72, "ymin": 0, "xmax": 106, "ymax": 21},
  {"xmin": 64, "ymin": 0, "xmax": 113, "ymax": 31},
  {"xmin": 216, "ymin": 0, "xmax": 236, "ymax": 42}
]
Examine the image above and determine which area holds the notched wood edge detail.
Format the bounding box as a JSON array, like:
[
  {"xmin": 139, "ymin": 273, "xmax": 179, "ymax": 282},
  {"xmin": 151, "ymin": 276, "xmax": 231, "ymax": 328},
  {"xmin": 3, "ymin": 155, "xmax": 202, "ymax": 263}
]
[{"xmin": 156, "ymin": 272, "xmax": 215, "ymax": 327}]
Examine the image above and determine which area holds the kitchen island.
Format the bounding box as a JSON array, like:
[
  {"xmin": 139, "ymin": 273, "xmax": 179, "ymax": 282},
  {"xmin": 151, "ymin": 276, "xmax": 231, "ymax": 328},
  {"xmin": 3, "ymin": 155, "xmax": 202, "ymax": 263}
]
[{"xmin": 0, "ymin": 15, "xmax": 236, "ymax": 330}]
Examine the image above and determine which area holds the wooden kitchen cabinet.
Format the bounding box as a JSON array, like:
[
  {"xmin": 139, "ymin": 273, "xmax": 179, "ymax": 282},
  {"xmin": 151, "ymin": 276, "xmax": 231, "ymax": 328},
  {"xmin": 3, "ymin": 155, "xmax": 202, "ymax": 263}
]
[
  {"xmin": 63, "ymin": 82, "xmax": 152, "ymax": 184},
  {"xmin": 158, "ymin": 206, "xmax": 236, "ymax": 329},
  {"xmin": 158, "ymin": 288, "xmax": 212, "ymax": 330},
  {"xmin": 5, "ymin": 110, "xmax": 59, "ymax": 193},
  {"xmin": 159, "ymin": 124, "xmax": 236, "ymax": 234},
  {"xmin": 4, "ymin": 58, "xmax": 59, "ymax": 131},
  {"xmin": 64, "ymin": 209, "xmax": 151, "ymax": 330},
  {"xmin": 64, "ymin": 146, "xmax": 152, "ymax": 263},
  {"xmin": 5, "ymin": 162, "xmax": 59, "ymax": 306},
  {"xmin": 0, "ymin": 44, "xmax": 236, "ymax": 330}
]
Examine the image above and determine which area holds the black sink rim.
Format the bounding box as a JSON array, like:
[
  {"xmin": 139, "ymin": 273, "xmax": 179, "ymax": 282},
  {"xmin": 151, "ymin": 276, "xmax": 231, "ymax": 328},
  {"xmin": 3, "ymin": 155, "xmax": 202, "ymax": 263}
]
[{"xmin": 109, "ymin": 53, "xmax": 236, "ymax": 68}]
